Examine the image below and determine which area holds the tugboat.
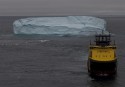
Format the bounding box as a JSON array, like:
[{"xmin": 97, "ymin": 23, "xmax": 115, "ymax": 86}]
[{"xmin": 88, "ymin": 32, "xmax": 117, "ymax": 78}]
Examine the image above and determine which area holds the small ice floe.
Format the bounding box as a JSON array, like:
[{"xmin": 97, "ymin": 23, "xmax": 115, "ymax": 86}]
[{"xmin": 39, "ymin": 40, "xmax": 49, "ymax": 43}]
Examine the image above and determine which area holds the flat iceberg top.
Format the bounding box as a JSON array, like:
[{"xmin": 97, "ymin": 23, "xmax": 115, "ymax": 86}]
[{"xmin": 13, "ymin": 16, "xmax": 106, "ymax": 36}]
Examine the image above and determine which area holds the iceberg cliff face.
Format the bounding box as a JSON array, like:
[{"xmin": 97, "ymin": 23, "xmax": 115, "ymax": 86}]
[{"xmin": 13, "ymin": 16, "xmax": 106, "ymax": 36}]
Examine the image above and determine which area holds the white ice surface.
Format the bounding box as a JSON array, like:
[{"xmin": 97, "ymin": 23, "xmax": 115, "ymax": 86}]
[{"xmin": 13, "ymin": 16, "xmax": 106, "ymax": 36}]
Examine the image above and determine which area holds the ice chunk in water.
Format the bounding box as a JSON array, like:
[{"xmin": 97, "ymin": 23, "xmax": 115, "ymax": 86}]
[{"xmin": 13, "ymin": 16, "xmax": 106, "ymax": 36}]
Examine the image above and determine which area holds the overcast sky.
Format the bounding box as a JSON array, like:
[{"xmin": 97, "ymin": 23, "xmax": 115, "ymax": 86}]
[{"xmin": 0, "ymin": 0, "xmax": 125, "ymax": 16}]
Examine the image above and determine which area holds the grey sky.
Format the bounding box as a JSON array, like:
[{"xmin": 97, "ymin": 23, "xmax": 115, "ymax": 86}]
[{"xmin": 0, "ymin": 0, "xmax": 125, "ymax": 16}]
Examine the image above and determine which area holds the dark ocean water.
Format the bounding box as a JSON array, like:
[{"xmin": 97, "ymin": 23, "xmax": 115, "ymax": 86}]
[{"xmin": 0, "ymin": 16, "xmax": 124, "ymax": 87}]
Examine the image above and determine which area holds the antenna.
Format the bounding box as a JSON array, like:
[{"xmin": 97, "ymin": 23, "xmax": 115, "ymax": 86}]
[{"xmin": 109, "ymin": 32, "xmax": 111, "ymax": 36}]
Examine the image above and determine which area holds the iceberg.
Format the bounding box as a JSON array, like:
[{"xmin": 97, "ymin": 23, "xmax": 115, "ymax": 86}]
[{"xmin": 13, "ymin": 16, "xmax": 106, "ymax": 36}]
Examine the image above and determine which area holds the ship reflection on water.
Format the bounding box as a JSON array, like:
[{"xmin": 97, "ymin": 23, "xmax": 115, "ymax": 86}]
[{"xmin": 88, "ymin": 77, "xmax": 118, "ymax": 87}]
